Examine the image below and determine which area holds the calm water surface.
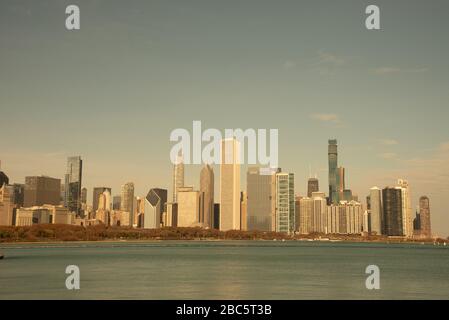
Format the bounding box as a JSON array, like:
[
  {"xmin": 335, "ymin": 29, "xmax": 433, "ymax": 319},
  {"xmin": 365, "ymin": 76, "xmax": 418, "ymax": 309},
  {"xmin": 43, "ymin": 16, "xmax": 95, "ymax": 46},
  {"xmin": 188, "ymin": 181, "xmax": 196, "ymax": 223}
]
[{"xmin": 1, "ymin": 241, "xmax": 448, "ymax": 299}]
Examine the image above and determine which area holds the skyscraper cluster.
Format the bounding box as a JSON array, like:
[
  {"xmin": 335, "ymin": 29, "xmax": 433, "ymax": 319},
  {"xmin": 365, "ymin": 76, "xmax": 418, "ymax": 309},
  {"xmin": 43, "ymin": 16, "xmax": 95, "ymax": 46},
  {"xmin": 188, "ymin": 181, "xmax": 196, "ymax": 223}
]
[{"xmin": 0, "ymin": 138, "xmax": 434, "ymax": 239}]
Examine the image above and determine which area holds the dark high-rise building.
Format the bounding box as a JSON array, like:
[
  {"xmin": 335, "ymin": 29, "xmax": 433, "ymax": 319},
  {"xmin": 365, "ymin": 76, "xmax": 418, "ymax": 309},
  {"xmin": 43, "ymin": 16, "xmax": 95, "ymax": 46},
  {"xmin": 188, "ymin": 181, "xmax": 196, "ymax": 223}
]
[
  {"xmin": 92, "ymin": 187, "xmax": 112, "ymax": 211},
  {"xmin": 213, "ymin": 203, "xmax": 220, "ymax": 230},
  {"xmin": 382, "ymin": 187, "xmax": 403, "ymax": 236},
  {"xmin": 81, "ymin": 187, "xmax": 87, "ymax": 205},
  {"xmin": 307, "ymin": 177, "xmax": 319, "ymax": 198},
  {"xmin": 200, "ymin": 164, "xmax": 214, "ymax": 228},
  {"xmin": 247, "ymin": 167, "xmax": 275, "ymax": 231},
  {"xmin": 328, "ymin": 139, "xmax": 338, "ymax": 204},
  {"xmin": 413, "ymin": 210, "xmax": 421, "ymax": 231},
  {"xmin": 419, "ymin": 196, "xmax": 431, "ymax": 238},
  {"xmin": 113, "ymin": 195, "xmax": 121, "ymax": 210},
  {"xmin": 0, "ymin": 161, "xmax": 9, "ymax": 187},
  {"xmin": 24, "ymin": 176, "xmax": 61, "ymax": 207},
  {"xmin": 11, "ymin": 183, "xmax": 25, "ymax": 207},
  {"xmin": 65, "ymin": 156, "xmax": 82, "ymax": 214}
]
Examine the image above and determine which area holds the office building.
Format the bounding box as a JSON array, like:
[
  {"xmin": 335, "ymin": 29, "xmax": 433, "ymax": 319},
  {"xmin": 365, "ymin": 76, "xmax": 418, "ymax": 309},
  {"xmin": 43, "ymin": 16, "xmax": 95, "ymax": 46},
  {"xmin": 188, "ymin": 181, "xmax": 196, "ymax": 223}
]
[
  {"xmin": 92, "ymin": 187, "xmax": 112, "ymax": 211},
  {"xmin": 307, "ymin": 177, "xmax": 319, "ymax": 198},
  {"xmin": 299, "ymin": 197, "xmax": 313, "ymax": 234},
  {"xmin": 397, "ymin": 179, "xmax": 413, "ymax": 237},
  {"xmin": 369, "ymin": 187, "xmax": 382, "ymax": 235},
  {"xmin": 199, "ymin": 164, "xmax": 214, "ymax": 228},
  {"xmin": 144, "ymin": 188, "xmax": 167, "ymax": 229},
  {"xmin": 120, "ymin": 182, "xmax": 134, "ymax": 226},
  {"xmin": 64, "ymin": 156, "xmax": 82, "ymax": 214},
  {"xmin": 220, "ymin": 138, "xmax": 241, "ymax": 231},
  {"xmin": 24, "ymin": 176, "xmax": 61, "ymax": 207},
  {"xmin": 246, "ymin": 167, "xmax": 275, "ymax": 231},
  {"xmin": 418, "ymin": 196, "xmax": 431, "ymax": 238},
  {"xmin": 177, "ymin": 187, "xmax": 200, "ymax": 227},
  {"xmin": 172, "ymin": 151, "xmax": 184, "ymax": 202}
]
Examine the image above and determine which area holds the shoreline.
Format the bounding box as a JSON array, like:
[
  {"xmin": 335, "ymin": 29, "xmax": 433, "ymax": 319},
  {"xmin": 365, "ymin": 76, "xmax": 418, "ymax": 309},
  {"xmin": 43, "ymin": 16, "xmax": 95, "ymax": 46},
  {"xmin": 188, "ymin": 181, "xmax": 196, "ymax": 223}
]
[{"xmin": 1, "ymin": 237, "xmax": 447, "ymax": 247}]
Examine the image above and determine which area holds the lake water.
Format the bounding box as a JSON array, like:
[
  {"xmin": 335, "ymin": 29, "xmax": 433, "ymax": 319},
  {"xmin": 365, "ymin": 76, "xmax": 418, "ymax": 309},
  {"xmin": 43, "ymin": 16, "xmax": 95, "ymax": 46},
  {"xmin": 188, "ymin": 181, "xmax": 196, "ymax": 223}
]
[{"xmin": 1, "ymin": 241, "xmax": 448, "ymax": 299}]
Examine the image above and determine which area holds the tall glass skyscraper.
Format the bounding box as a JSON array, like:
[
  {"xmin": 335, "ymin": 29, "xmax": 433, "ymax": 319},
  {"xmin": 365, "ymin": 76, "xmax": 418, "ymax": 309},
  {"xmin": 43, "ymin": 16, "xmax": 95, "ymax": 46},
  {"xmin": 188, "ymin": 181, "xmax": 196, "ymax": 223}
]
[
  {"xmin": 328, "ymin": 140, "xmax": 338, "ymax": 204},
  {"xmin": 64, "ymin": 156, "xmax": 82, "ymax": 215}
]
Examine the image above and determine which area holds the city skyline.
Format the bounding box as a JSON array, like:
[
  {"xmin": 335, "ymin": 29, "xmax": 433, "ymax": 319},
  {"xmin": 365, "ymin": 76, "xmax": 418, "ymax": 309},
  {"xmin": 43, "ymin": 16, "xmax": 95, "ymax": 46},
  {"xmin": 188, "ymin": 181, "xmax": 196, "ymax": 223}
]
[{"xmin": 1, "ymin": 0, "xmax": 449, "ymax": 236}]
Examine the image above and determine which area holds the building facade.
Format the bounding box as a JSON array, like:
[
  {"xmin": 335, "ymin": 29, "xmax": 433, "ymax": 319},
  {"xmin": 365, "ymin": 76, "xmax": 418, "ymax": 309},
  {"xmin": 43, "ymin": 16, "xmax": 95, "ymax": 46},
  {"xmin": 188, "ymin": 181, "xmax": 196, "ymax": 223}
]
[{"xmin": 220, "ymin": 138, "xmax": 241, "ymax": 231}]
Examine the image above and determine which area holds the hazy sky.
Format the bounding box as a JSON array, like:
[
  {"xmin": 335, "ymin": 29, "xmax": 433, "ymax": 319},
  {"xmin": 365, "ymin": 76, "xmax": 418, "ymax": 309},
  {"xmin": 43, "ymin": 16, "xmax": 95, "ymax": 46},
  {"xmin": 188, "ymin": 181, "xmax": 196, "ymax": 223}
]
[{"xmin": 1, "ymin": 0, "xmax": 448, "ymax": 236}]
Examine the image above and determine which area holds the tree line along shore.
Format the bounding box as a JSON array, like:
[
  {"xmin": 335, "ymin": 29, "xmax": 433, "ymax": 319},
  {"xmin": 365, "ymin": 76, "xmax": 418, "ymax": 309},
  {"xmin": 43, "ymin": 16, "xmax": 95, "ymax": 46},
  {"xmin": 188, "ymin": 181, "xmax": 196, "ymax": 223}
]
[{"xmin": 0, "ymin": 224, "xmax": 447, "ymax": 244}]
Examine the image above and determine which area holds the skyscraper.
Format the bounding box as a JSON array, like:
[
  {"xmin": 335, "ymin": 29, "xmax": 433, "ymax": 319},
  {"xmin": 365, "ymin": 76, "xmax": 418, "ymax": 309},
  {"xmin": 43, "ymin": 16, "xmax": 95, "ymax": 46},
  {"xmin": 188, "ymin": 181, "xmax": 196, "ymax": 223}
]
[
  {"xmin": 382, "ymin": 187, "xmax": 403, "ymax": 236},
  {"xmin": 247, "ymin": 167, "xmax": 275, "ymax": 231},
  {"xmin": 120, "ymin": 182, "xmax": 134, "ymax": 226},
  {"xmin": 311, "ymin": 191, "xmax": 327, "ymax": 233},
  {"xmin": 24, "ymin": 176, "xmax": 61, "ymax": 207},
  {"xmin": 64, "ymin": 156, "xmax": 82, "ymax": 215},
  {"xmin": 144, "ymin": 188, "xmax": 167, "ymax": 229},
  {"xmin": 112, "ymin": 196, "xmax": 121, "ymax": 210},
  {"xmin": 92, "ymin": 187, "xmax": 112, "ymax": 211},
  {"xmin": 220, "ymin": 138, "xmax": 240, "ymax": 231},
  {"xmin": 172, "ymin": 151, "xmax": 184, "ymax": 203},
  {"xmin": 177, "ymin": 186, "xmax": 200, "ymax": 227},
  {"xmin": 419, "ymin": 196, "xmax": 431, "ymax": 238},
  {"xmin": 299, "ymin": 197, "xmax": 313, "ymax": 234},
  {"xmin": 369, "ymin": 187, "xmax": 382, "ymax": 235},
  {"xmin": 275, "ymin": 172, "xmax": 295, "ymax": 234},
  {"xmin": 328, "ymin": 139, "xmax": 338, "ymax": 204},
  {"xmin": 81, "ymin": 187, "xmax": 87, "ymax": 205},
  {"xmin": 397, "ymin": 179, "xmax": 413, "ymax": 237},
  {"xmin": 307, "ymin": 177, "xmax": 319, "ymax": 198},
  {"xmin": 199, "ymin": 164, "xmax": 214, "ymax": 228}
]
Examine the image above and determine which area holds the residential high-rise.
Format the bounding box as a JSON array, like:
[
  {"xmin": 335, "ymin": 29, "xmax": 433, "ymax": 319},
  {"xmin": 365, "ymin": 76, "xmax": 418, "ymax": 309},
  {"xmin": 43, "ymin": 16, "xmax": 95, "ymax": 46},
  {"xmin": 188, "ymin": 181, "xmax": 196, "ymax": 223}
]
[
  {"xmin": 177, "ymin": 187, "xmax": 200, "ymax": 227},
  {"xmin": 120, "ymin": 182, "xmax": 134, "ymax": 226},
  {"xmin": 397, "ymin": 179, "xmax": 413, "ymax": 237},
  {"xmin": 24, "ymin": 176, "xmax": 61, "ymax": 207},
  {"xmin": 92, "ymin": 187, "xmax": 112, "ymax": 211},
  {"xmin": 199, "ymin": 164, "xmax": 214, "ymax": 228},
  {"xmin": 328, "ymin": 139, "xmax": 338, "ymax": 204},
  {"xmin": 247, "ymin": 167, "xmax": 275, "ymax": 231},
  {"xmin": 382, "ymin": 187, "xmax": 403, "ymax": 236},
  {"xmin": 307, "ymin": 177, "xmax": 319, "ymax": 198},
  {"xmin": 275, "ymin": 172, "xmax": 295, "ymax": 234},
  {"xmin": 299, "ymin": 197, "xmax": 313, "ymax": 234},
  {"xmin": 419, "ymin": 196, "xmax": 431, "ymax": 238},
  {"xmin": 369, "ymin": 187, "xmax": 383, "ymax": 235},
  {"xmin": 172, "ymin": 151, "xmax": 184, "ymax": 203},
  {"xmin": 311, "ymin": 192, "xmax": 327, "ymax": 233},
  {"xmin": 64, "ymin": 156, "xmax": 82, "ymax": 215},
  {"xmin": 144, "ymin": 188, "xmax": 167, "ymax": 229},
  {"xmin": 220, "ymin": 138, "xmax": 240, "ymax": 231}
]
